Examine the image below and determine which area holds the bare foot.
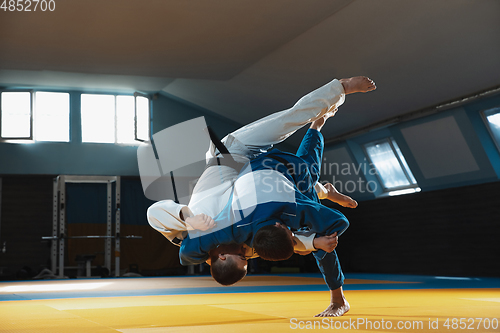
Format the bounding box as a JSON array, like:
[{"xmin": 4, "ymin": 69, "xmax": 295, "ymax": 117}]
[
  {"xmin": 325, "ymin": 183, "xmax": 358, "ymax": 208},
  {"xmin": 315, "ymin": 300, "xmax": 350, "ymax": 317},
  {"xmin": 339, "ymin": 76, "xmax": 376, "ymax": 94},
  {"xmin": 316, "ymin": 287, "xmax": 350, "ymax": 317}
]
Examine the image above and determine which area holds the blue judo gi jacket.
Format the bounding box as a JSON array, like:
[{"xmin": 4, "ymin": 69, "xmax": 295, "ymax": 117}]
[{"xmin": 180, "ymin": 129, "xmax": 349, "ymax": 289}]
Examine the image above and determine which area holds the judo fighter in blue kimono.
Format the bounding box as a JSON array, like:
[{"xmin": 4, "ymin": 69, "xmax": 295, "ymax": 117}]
[{"xmin": 147, "ymin": 76, "xmax": 376, "ymax": 316}]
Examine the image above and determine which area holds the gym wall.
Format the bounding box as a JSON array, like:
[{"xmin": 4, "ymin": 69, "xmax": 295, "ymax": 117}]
[
  {"xmin": 333, "ymin": 180, "xmax": 500, "ymax": 277},
  {"xmin": 0, "ymin": 176, "xmax": 184, "ymax": 279}
]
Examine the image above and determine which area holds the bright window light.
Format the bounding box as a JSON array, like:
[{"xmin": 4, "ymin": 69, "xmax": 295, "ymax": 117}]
[
  {"xmin": 81, "ymin": 94, "xmax": 116, "ymax": 143},
  {"xmin": 392, "ymin": 139, "xmax": 417, "ymax": 184},
  {"xmin": 483, "ymin": 107, "xmax": 500, "ymax": 150},
  {"xmin": 389, "ymin": 187, "xmax": 421, "ymax": 196},
  {"xmin": 487, "ymin": 113, "xmax": 500, "ymax": 128},
  {"xmin": 1, "ymin": 92, "xmax": 31, "ymax": 138},
  {"xmin": 1, "ymin": 91, "xmax": 70, "ymax": 142},
  {"xmin": 81, "ymin": 93, "xmax": 150, "ymax": 144},
  {"xmin": 116, "ymin": 95, "xmax": 136, "ymax": 144},
  {"xmin": 0, "ymin": 282, "xmax": 112, "ymax": 293},
  {"xmin": 365, "ymin": 138, "xmax": 418, "ymax": 191},
  {"xmin": 35, "ymin": 92, "xmax": 70, "ymax": 142}
]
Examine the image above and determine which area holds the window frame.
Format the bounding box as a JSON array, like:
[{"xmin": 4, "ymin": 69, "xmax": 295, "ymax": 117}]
[
  {"xmin": 0, "ymin": 90, "xmax": 35, "ymax": 141},
  {"xmin": 363, "ymin": 137, "xmax": 419, "ymax": 192},
  {"xmin": 133, "ymin": 92, "xmax": 150, "ymax": 142},
  {"xmin": 481, "ymin": 107, "xmax": 500, "ymax": 154}
]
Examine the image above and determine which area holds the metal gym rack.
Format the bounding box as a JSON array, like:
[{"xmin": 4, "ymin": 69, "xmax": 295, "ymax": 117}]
[{"xmin": 43, "ymin": 175, "xmax": 140, "ymax": 278}]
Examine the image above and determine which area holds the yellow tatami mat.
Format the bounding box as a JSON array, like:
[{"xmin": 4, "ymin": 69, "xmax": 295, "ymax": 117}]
[{"xmin": 0, "ymin": 275, "xmax": 499, "ymax": 332}]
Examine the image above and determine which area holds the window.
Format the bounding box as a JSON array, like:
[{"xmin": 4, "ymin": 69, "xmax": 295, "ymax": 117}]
[
  {"xmin": 81, "ymin": 94, "xmax": 115, "ymax": 143},
  {"xmin": 482, "ymin": 107, "xmax": 500, "ymax": 151},
  {"xmin": 35, "ymin": 92, "xmax": 70, "ymax": 142},
  {"xmin": 1, "ymin": 92, "xmax": 31, "ymax": 139},
  {"xmin": 81, "ymin": 94, "xmax": 150, "ymax": 144},
  {"xmin": 364, "ymin": 138, "xmax": 419, "ymax": 195},
  {"xmin": 135, "ymin": 96, "xmax": 149, "ymax": 141},
  {"xmin": 1, "ymin": 91, "xmax": 69, "ymax": 142}
]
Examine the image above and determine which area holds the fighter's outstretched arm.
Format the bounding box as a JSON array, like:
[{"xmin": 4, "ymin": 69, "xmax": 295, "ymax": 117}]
[
  {"xmin": 180, "ymin": 207, "xmax": 216, "ymax": 231},
  {"xmin": 147, "ymin": 201, "xmax": 217, "ymax": 246},
  {"xmin": 313, "ymin": 251, "xmax": 350, "ymax": 317},
  {"xmin": 294, "ymin": 232, "xmax": 338, "ymax": 255}
]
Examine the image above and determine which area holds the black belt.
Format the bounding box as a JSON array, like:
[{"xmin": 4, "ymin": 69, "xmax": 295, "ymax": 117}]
[
  {"xmin": 206, "ymin": 156, "xmax": 246, "ymax": 171},
  {"xmin": 205, "ymin": 126, "xmax": 246, "ymax": 171}
]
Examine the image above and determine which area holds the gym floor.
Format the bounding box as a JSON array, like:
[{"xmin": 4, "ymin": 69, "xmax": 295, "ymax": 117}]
[{"xmin": 0, "ymin": 273, "xmax": 499, "ymax": 332}]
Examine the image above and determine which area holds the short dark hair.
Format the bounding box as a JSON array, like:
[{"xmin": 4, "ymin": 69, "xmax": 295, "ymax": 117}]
[
  {"xmin": 210, "ymin": 256, "xmax": 247, "ymax": 286},
  {"xmin": 253, "ymin": 225, "xmax": 294, "ymax": 261}
]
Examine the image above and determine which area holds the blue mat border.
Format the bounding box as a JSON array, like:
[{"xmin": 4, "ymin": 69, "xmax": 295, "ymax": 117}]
[{"xmin": 1, "ymin": 273, "xmax": 499, "ymax": 301}]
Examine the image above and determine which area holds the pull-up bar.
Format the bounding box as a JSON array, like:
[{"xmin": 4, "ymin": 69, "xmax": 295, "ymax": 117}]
[{"xmin": 42, "ymin": 235, "xmax": 142, "ymax": 240}]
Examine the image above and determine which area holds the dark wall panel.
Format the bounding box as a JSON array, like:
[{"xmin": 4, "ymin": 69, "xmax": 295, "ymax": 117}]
[
  {"xmin": 120, "ymin": 224, "xmax": 182, "ymax": 272},
  {"xmin": 66, "ymin": 224, "xmax": 182, "ymax": 274},
  {"xmin": 334, "ymin": 181, "xmax": 500, "ymax": 277},
  {"xmin": 0, "ymin": 176, "xmax": 53, "ymax": 278}
]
